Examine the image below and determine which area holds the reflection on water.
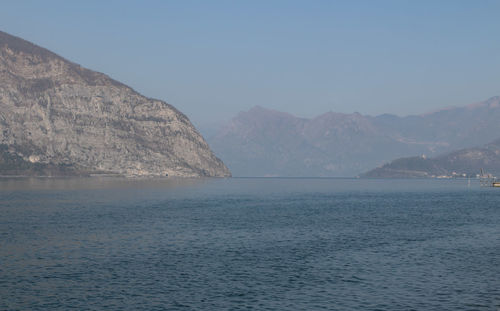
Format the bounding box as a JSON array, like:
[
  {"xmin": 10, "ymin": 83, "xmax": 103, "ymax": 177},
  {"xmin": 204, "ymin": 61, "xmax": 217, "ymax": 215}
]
[
  {"xmin": 1, "ymin": 177, "xmax": 499, "ymax": 310},
  {"xmin": 0, "ymin": 176, "xmax": 207, "ymax": 191}
]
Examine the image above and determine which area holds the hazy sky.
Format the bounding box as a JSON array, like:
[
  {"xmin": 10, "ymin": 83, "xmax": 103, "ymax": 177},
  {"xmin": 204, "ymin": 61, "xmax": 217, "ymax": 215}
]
[{"xmin": 1, "ymin": 0, "xmax": 500, "ymax": 126}]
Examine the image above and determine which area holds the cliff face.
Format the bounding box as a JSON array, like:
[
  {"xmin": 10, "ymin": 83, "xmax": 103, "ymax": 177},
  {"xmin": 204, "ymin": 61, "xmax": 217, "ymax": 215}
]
[{"xmin": 0, "ymin": 30, "xmax": 230, "ymax": 177}]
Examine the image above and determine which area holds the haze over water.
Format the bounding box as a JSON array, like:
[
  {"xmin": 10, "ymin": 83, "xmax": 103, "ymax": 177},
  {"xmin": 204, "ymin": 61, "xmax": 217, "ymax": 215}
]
[{"xmin": 1, "ymin": 177, "xmax": 499, "ymax": 310}]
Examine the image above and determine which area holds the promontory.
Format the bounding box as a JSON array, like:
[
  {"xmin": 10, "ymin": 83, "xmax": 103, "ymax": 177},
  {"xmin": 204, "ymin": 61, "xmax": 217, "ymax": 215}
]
[{"xmin": 0, "ymin": 30, "xmax": 230, "ymax": 177}]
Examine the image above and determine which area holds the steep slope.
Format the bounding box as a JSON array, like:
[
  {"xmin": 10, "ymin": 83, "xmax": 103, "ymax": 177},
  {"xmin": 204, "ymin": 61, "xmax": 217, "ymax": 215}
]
[
  {"xmin": 207, "ymin": 96, "xmax": 500, "ymax": 177},
  {"xmin": 363, "ymin": 138, "xmax": 500, "ymax": 178},
  {"xmin": 209, "ymin": 106, "xmax": 311, "ymax": 176},
  {"xmin": 0, "ymin": 30, "xmax": 230, "ymax": 177}
]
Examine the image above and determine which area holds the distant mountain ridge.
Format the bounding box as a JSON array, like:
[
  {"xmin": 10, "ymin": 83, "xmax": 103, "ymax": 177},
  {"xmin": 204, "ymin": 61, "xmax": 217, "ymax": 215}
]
[
  {"xmin": 206, "ymin": 97, "xmax": 500, "ymax": 177},
  {"xmin": 362, "ymin": 138, "xmax": 500, "ymax": 178},
  {"xmin": 0, "ymin": 30, "xmax": 230, "ymax": 177}
]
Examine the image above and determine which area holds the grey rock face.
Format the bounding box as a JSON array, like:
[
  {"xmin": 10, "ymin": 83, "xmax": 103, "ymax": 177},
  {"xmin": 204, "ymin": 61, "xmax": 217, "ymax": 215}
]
[{"xmin": 0, "ymin": 31, "xmax": 230, "ymax": 177}]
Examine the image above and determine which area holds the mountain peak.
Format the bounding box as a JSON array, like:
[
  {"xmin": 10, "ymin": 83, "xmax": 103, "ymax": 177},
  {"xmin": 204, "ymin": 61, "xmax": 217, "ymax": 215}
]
[
  {"xmin": 238, "ymin": 106, "xmax": 299, "ymax": 121},
  {"xmin": 466, "ymin": 96, "xmax": 500, "ymax": 109},
  {"xmin": 0, "ymin": 30, "xmax": 65, "ymax": 62}
]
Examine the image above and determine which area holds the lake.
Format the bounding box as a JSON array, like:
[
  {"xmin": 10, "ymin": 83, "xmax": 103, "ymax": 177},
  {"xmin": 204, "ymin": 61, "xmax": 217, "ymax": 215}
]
[{"xmin": 0, "ymin": 177, "xmax": 499, "ymax": 310}]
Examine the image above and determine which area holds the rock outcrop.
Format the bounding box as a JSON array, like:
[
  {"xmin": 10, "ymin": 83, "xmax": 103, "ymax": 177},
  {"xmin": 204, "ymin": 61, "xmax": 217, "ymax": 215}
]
[{"xmin": 0, "ymin": 30, "xmax": 230, "ymax": 177}]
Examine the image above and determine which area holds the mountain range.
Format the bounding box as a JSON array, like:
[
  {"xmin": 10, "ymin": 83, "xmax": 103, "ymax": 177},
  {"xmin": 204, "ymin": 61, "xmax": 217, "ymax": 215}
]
[
  {"xmin": 206, "ymin": 97, "xmax": 500, "ymax": 177},
  {"xmin": 0, "ymin": 30, "xmax": 230, "ymax": 177},
  {"xmin": 2, "ymin": 29, "xmax": 498, "ymax": 179}
]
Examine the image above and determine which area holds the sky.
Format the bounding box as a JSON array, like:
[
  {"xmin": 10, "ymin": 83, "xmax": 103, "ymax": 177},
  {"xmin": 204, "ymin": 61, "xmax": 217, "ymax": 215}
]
[{"xmin": 1, "ymin": 0, "xmax": 500, "ymax": 127}]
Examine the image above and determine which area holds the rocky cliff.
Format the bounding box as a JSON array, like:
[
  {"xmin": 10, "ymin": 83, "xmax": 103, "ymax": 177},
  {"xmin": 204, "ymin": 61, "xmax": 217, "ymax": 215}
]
[{"xmin": 0, "ymin": 30, "xmax": 230, "ymax": 177}]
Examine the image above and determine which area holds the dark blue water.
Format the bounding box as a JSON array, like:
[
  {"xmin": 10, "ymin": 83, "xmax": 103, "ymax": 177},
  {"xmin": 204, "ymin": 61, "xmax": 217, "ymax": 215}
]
[{"xmin": 1, "ymin": 177, "xmax": 499, "ymax": 310}]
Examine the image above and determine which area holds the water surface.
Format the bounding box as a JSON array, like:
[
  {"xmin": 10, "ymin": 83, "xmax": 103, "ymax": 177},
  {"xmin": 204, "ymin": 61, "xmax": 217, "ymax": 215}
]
[{"xmin": 1, "ymin": 178, "xmax": 499, "ymax": 310}]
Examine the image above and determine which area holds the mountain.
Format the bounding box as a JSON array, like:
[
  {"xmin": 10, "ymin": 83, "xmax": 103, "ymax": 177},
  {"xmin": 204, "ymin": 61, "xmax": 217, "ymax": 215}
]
[
  {"xmin": 206, "ymin": 97, "xmax": 500, "ymax": 177},
  {"xmin": 362, "ymin": 138, "xmax": 500, "ymax": 178},
  {"xmin": 0, "ymin": 30, "xmax": 230, "ymax": 177}
]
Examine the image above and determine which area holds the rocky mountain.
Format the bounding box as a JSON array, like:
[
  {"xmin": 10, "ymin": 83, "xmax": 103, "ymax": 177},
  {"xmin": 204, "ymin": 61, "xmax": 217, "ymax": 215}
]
[
  {"xmin": 362, "ymin": 138, "xmax": 500, "ymax": 178},
  {"xmin": 0, "ymin": 30, "xmax": 230, "ymax": 177},
  {"xmin": 206, "ymin": 97, "xmax": 500, "ymax": 177}
]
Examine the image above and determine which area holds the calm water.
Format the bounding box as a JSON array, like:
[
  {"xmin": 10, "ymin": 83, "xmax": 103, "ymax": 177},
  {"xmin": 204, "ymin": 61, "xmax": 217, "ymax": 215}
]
[{"xmin": 0, "ymin": 177, "xmax": 499, "ymax": 310}]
